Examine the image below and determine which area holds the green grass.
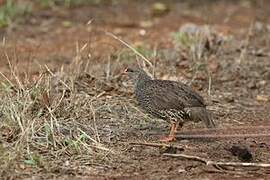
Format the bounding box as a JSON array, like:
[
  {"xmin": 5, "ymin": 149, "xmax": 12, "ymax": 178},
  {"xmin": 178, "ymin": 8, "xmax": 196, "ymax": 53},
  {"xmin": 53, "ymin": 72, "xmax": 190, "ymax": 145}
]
[
  {"xmin": 171, "ymin": 29, "xmax": 217, "ymax": 83},
  {"xmin": 0, "ymin": 0, "xmax": 118, "ymax": 27},
  {"xmin": 171, "ymin": 26, "xmax": 224, "ymax": 62},
  {"xmin": 112, "ymin": 44, "xmax": 157, "ymax": 65},
  {"xmin": 171, "ymin": 31, "xmax": 206, "ymax": 61},
  {"xmin": 36, "ymin": 0, "xmax": 115, "ymax": 8},
  {"xmin": 0, "ymin": 0, "xmax": 31, "ymax": 28}
]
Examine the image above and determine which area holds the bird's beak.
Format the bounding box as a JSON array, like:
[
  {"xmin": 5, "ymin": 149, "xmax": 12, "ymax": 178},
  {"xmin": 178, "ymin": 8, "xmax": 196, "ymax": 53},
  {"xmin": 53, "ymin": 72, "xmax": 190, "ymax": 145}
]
[{"xmin": 123, "ymin": 68, "xmax": 128, "ymax": 75}]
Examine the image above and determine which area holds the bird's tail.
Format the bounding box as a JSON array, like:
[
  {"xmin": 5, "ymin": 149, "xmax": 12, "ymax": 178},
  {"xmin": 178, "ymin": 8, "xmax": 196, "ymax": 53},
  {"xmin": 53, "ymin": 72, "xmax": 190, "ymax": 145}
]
[{"xmin": 185, "ymin": 107, "xmax": 216, "ymax": 128}]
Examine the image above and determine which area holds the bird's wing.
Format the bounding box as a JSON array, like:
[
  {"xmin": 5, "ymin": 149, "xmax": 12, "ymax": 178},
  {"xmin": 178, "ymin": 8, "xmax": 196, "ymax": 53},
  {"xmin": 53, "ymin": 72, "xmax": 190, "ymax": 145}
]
[
  {"xmin": 142, "ymin": 80, "xmax": 205, "ymax": 111},
  {"xmin": 169, "ymin": 80, "xmax": 206, "ymax": 107}
]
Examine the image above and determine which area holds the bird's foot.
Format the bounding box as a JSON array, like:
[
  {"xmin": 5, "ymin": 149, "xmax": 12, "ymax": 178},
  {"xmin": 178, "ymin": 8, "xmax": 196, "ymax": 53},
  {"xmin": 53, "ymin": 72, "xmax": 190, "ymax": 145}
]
[{"xmin": 159, "ymin": 136, "xmax": 176, "ymax": 142}]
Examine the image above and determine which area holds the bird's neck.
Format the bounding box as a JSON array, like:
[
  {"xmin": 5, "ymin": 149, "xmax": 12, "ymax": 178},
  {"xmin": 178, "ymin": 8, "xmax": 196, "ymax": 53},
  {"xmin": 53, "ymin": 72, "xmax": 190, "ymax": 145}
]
[{"xmin": 134, "ymin": 73, "xmax": 152, "ymax": 88}]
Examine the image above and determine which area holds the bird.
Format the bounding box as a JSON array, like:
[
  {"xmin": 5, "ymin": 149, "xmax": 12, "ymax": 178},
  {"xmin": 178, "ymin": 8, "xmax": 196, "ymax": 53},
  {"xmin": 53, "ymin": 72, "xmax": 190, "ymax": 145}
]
[{"xmin": 124, "ymin": 67, "xmax": 216, "ymax": 142}]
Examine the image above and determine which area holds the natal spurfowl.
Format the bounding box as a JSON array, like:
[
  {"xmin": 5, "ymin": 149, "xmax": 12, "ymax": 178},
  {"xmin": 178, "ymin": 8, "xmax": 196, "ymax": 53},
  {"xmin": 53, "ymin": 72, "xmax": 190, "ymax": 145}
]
[{"xmin": 125, "ymin": 67, "xmax": 216, "ymax": 142}]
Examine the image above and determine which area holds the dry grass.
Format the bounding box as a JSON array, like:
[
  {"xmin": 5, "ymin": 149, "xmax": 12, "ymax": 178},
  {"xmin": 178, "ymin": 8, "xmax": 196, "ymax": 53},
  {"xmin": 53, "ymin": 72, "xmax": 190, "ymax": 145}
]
[{"xmin": 0, "ymin": 44, "xmax": 118, "ymax": 177}]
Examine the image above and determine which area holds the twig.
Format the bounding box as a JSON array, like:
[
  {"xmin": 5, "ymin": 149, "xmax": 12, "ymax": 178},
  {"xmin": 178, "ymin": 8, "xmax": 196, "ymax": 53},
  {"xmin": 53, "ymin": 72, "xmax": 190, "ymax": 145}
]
[
  {"xmin": 5, "ymin": 52, "xmax": 24, "ymax": 91},
  {"xmin": 0, "ymin": 71, "xmax": 14, "ymax": 87},
  {"xmin": 175, "ymin": 133, "xmax": 270, "ymax": 139},
  {"xmin": 208, "ymin": 73, "xmax": 212, "ymax": 96},
  {"xmin": 164, "ymin": 153, "xmax": 270, "ymax": 168},
  {"xmin": 178, "ymin": 125, "xmax": 270, "ymax": 134},
  {"xmin": 164, "ymin": 153, "xmax": 207, "ymax": 163},
  {"xmin": 129, "ymin": 141, "xmax": 184, "ymax": 151},
  {"xmin": 148, "ymin": 126, "xmax": 270, "ymax": 139},
  {"xmin": 89, "ymin": 102, "xmax": 100, "ymax": 143},
  {"xmin": 105, "ymin": 31, "xmax": 153, "ymax": 67}
]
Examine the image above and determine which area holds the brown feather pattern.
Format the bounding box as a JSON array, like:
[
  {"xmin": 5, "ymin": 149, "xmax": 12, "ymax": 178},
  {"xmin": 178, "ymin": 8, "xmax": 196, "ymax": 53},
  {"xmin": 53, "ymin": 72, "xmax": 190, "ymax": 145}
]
[{"xmin": 126, "ymin": 67, "xmax": 216, "ymax": 128}]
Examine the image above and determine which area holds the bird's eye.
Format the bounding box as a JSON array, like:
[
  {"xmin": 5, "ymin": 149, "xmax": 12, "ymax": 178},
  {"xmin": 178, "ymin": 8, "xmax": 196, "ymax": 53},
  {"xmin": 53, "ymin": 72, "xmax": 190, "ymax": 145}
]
[{"xmin": 125, "ymin": 68, "xmax": 134, "ymax": 73}]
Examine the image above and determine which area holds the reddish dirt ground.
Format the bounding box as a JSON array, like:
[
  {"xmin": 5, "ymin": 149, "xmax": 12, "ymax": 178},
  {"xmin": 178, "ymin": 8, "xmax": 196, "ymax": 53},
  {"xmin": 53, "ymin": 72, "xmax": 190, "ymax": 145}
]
[{"xmin": 1, "ymin": 0, "xmax": 270, "ymax": 179}]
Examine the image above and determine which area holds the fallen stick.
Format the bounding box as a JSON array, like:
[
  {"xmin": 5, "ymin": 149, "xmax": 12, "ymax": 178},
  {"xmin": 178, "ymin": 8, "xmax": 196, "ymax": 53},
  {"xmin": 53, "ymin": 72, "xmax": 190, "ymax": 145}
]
[
  {"xmin": 148, "ymin": 126, "xmax": 270, "ymax": 140},
  {"xmin": 129, "ymin": 142, "xmax": 184, "ymax": 151},
  {"xmin": 175, "ymin": 133, "xmax": 270, "ymax": 139},
  {"xmin": 178, "ymin": 125, "xmax": 270, "ymax": 134},
  {"xmin": 163, "ymin": 153, "xmax": 270, "ymax": 168}
]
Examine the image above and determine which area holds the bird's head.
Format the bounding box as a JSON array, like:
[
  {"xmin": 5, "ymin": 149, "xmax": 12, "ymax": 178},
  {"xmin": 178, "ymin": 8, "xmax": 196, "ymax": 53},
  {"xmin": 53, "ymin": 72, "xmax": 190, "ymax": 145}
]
[{"xmin": 124, "ymin": 67, "xmax": 152, "ymax": 84}]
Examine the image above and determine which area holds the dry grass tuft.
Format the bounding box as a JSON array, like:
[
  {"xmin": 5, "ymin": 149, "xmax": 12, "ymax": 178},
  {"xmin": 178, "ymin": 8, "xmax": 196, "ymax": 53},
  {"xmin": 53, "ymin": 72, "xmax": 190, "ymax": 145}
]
[{"xmin": 0, "ymin": 48, "xmax": 121, "ymax": 177}]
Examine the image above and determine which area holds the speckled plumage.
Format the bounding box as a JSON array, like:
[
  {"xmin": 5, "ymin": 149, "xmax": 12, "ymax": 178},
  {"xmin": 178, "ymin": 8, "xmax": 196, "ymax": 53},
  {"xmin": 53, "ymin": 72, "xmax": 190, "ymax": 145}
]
[{"xmin": 126, "ymin": 67, "xmax": 216, "ymax": 129}]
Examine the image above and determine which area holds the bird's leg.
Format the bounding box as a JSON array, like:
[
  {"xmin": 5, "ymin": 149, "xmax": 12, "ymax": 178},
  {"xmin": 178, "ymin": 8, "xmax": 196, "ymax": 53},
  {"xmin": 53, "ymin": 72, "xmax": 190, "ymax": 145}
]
[{"xmin": 160, "ymin": 121, "xmax": 179, "ymax": 142}]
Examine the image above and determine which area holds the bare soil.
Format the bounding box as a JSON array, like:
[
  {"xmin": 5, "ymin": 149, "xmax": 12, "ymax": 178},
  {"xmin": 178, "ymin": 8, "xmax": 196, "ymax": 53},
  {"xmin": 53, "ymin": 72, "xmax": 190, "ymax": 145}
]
[{"xmin": 1, "ymin": 0, "xmax": 270, "ymax": 179}]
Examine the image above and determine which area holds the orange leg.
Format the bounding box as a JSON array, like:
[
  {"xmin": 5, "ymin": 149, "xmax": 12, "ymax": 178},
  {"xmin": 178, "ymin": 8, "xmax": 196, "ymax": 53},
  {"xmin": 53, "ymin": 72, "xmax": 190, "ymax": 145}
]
[{"xmin": 160, "ymin": 121, "xmax": 179, "ymax": 142}]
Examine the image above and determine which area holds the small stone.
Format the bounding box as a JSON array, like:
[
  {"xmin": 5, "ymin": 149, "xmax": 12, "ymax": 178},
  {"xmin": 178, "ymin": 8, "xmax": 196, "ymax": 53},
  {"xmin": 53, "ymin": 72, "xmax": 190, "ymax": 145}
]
[
  {"xmin": 64, "ymin": 160, "xmax": 70, "ymax": 166},
  {"xmin": 257, "ymin": 80, "xmax": 266, "ymax": 87},
  {"xmin": 139, "ymin": 29, "xmax": 146, "ymax": 36},
  {"xmin": 178, "ymin": 169, "xmax": 186, "ymax": 173},
  {"xmin": 256, "ymin": 95, "xmax": 269, "ymax": 102}
]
